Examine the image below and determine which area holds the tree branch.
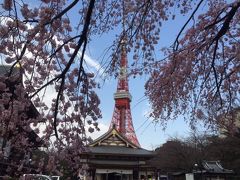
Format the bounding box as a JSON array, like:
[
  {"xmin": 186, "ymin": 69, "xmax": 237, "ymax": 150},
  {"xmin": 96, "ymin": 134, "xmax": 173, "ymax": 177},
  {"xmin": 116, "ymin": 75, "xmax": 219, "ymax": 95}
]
[
  {"xmin": 212, "ymin": 2, "xmax": 240, "ymax": 42},
  {"xmin": 30, "ymin": 0, "xmax": 96, "ymax": 99},
  {"xmin": 173, "ymin": 0, "xmax": 204, "ymax": 51}
]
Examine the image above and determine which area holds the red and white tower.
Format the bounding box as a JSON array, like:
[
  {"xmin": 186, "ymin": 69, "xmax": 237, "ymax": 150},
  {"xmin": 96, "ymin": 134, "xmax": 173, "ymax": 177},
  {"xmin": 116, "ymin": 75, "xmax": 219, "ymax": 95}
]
[{"xmin": 109, "ymin": 38, "xmax": 140, "ymax": 147}]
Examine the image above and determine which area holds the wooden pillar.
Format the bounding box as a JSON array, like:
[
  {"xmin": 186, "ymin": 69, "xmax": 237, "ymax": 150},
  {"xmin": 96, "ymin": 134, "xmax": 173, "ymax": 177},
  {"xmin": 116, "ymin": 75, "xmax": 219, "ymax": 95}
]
[
  {"xmin": 133, "ymin": 168, "xmax": 139, "ymax": 180},
  {"xmin": 91, "ymin": 168, "xmax": 96, "ymax": 180}
]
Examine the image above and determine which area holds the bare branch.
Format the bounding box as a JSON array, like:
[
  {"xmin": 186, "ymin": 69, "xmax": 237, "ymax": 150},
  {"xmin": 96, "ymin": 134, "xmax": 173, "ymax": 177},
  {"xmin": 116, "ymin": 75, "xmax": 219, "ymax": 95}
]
[{"xmin": 173, "ymin": 0, "xmax": 204, "ymax": 51}]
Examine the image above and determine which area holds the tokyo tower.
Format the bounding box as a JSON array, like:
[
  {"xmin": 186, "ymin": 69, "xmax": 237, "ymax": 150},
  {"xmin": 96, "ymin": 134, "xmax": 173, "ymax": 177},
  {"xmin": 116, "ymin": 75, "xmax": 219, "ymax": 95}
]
[{"xmin": 109, "ymin": 37, "xmax": 140, "ymax": 147}]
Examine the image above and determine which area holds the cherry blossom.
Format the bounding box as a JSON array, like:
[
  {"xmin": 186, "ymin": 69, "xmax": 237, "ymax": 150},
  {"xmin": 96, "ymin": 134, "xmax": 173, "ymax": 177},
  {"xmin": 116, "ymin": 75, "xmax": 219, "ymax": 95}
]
[{"xmin": 0, "ymin": 0, "xmax": 239, "ymax": 178}]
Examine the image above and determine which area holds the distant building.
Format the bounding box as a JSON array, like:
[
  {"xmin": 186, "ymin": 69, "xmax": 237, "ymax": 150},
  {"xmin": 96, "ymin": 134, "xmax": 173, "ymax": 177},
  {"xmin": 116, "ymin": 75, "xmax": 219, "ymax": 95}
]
[
  {"xmin": 193, "ymin": 161, "xmax": 233, "ymax": 180},
  {"xmin": 171, "ymin": 161, "xmax": 233, "ymax": 180},
  {"xmin": 218, "ymin": 108, "xmax": 240, "ymax": 137}
]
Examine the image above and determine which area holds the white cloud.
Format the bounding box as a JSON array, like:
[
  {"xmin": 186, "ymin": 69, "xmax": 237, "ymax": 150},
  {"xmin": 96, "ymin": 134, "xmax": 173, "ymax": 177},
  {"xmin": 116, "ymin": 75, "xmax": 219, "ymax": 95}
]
[
  {"xmin": 83, "ymin": 53, "xmax": 104, "ymax": 74},
  {"xmin": 86, "ymin": 122, "xmax": 109, "ymax": 140}
]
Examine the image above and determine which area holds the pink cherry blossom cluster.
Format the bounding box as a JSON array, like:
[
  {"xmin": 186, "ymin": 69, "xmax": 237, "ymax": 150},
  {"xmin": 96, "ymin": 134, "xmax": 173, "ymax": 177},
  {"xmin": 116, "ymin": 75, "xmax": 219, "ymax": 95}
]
[
  {"xmin": 145, "ymin": 1, "xmax": 240, "ymax": 131},
  {"xmin": 0, "ymin": 0, "xmax": 102, "ymax": 177}
]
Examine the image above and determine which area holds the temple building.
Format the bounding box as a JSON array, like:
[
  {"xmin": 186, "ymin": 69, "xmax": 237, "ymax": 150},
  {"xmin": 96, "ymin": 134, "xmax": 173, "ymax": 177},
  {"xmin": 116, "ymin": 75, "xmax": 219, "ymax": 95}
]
[
  {"xmin": 0, "ymin": 66, "xmax": 44, "ymax": 176},
  {"xmin": 80, "ymin": 40, "xmax": 156, "ymax": 180}
]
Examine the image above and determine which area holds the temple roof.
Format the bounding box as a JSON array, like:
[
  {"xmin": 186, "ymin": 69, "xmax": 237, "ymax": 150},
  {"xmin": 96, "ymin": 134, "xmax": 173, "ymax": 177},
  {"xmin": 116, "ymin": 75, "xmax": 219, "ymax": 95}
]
[
  {"xmin": 88, "ymin": 146, "xmax": 154, "ymax": 157},
  {"xmin": 87, "ymin": 126, "xmax": 154, "ymax": 157},
  {"xmin": 89, "ymin": 126, "xmax": 139, "ymax": 149},
  {"xmin": 202, "ymin": 161, "xmax": 233, "ymax": 174},
  {"xmin": 0, "ymin": 65, "xmax": 20, "ymax": 76}
]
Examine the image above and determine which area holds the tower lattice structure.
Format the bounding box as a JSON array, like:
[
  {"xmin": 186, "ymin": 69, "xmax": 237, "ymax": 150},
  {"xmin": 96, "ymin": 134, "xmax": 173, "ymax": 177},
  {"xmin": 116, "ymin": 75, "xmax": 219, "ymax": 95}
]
[{"xmin": 109, "ymin": 39, "xmax": 140, "ymax": 147}]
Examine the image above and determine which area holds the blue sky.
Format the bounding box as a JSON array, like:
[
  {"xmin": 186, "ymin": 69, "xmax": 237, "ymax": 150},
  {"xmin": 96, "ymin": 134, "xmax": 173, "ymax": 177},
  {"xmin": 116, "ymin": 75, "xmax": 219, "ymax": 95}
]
[
  {"xmin": 9, "ymin": 1, "xmax": 207, "ymax": 150},
  {"xmin": 93, "ymin": 75, "xmax": 192, "ymax": 150},
  {"xmin": 85, "ymin": 12, "xmax": 198, "ymax": 150}
]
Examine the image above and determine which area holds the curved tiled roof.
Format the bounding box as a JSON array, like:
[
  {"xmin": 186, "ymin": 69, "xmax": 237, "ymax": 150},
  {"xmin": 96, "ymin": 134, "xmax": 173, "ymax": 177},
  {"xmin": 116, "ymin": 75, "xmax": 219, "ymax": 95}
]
[{"xmin": 88, "ymin": 145, "xmax": 154, "ymax": 156}]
